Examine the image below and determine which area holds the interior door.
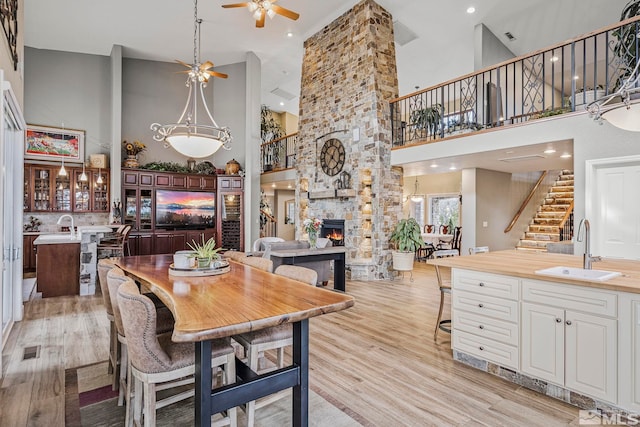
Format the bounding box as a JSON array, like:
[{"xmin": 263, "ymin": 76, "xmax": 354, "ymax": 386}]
[{"xmin": 593, "ymin": 160, "xmax": 640, "ymax": 259}]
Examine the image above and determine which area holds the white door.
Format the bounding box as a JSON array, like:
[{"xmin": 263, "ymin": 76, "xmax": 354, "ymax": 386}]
[
  {"xmin": 521, "ymin": 302, "xmax": 564, "ymax": 386},
  {"xmin": 564, "ymin": 310, "xmax": 617, "ymax": 403},
  {"xmin": 592, "ymin": 160, "xmax": 640, "ymax": 259}
]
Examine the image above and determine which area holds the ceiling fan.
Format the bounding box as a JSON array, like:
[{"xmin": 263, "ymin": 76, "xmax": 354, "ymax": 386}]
[
  {"xmin": 222, "ymin": 1, "xmax": 300, "ymax": 28},
  {"xmin": 175, "ymin": 59, "xmax": 228, "ymax": 83}
]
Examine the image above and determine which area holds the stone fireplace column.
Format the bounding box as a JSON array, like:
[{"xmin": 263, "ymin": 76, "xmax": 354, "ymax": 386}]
[{"xmin": 297, "ymin": 0, "xmax": 402, "ymax": 280}]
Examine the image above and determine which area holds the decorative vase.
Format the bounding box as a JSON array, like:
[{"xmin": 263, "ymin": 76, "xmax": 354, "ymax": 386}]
[
  {"xmin": 197, "ymin": 257, "xmax": 211, "ymax": 269},
  {"xmin": 308, "ymin": 230, "xmax": 318, "ymax": 250},
  {"xmin": 124, "ymin": 154, "xmax": 139, "ymax": 168}
]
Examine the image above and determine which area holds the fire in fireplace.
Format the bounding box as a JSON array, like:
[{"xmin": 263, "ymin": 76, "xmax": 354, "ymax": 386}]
[{"xmin": 321, "ymin": 219, "xmax": 345, "ymax": 246}]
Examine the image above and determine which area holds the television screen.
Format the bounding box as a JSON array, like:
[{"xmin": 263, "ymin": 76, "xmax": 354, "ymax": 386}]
[{"xmin": 155, "ymin": 189, "xmax": 215, "ymax": 229}]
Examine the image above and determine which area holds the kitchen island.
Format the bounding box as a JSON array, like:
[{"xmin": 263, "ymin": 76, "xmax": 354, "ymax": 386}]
[
  {"xmin": 33, "ymin": 226, "xmax": 112, "ymax": 297},
  {"xmin": 430, "ymin": 250, "xmax": 640, "ymax": 416}
]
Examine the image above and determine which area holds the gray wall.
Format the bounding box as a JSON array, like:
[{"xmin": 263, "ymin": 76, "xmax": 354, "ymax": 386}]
[
  {"xmin": 25, "ymin": 47, "xmax": 112, "ymax": 161},
  {"xmin": 473, "ymin": 23, "xmax": 515, "ymax": 70}
]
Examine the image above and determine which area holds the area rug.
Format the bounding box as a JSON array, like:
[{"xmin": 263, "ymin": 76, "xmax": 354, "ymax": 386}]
[{"xmin": 65, "ymin": 361, "xmax": 364, "ymax": 426}]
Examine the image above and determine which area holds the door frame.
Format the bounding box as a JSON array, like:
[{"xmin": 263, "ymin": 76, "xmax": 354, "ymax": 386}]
[{"xmin": 585, "ymin": 154, "xmax": 640, "ymax": 257}]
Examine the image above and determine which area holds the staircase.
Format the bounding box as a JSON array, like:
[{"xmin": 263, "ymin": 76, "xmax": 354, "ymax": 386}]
[{"xmin": 517, "ymin": 170, "xmax": 574, "ymax": 252}]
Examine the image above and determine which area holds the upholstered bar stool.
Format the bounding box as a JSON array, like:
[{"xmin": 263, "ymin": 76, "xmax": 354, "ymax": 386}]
[
  {"xmin": 117, "ymin": 278, "xmax": 237, "ymax": 427},
  {"xmin": 233, "ymin": 265, "xmax": 317, "ymax": 427},
  {"xmin": 107, "ymin": 268, "xmax": 175, "ymax": 425},
  {"xmin": 433, "ymin": 249, "xmax": 459, "ymax": 341},
  {"xmin": 97, "ymin": 258, "xmax": 120, "ymax": 390}
]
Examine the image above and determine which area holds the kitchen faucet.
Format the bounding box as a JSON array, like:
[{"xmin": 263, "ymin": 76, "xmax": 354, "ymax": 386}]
[
  {"xmin": 56, "ymin": 214, "xmax": 76, "ymax": 239},
  {"xmin": 576, "ymin": 219, "xmax": 601, "ymax": 269}
]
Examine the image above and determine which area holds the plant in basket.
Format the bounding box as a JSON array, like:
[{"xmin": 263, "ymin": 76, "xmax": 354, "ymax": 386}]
[{"xmin": 187, "ymin": 236, "xmax": 222, "ymax": 268}]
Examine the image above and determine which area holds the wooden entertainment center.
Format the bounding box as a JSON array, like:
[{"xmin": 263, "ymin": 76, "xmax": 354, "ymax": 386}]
[{"xmin": 122, "ymin": 169, "xmax": 244, "ymax": 255}]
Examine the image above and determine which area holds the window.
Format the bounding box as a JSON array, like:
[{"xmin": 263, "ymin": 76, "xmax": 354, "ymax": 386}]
[
  {"xmin": 428, "ymin": 194, "xmax": 460, "ymax": 231},
  {"xmin": 409, "ymin": 196, "xmax": 425, "ymax": 229}
]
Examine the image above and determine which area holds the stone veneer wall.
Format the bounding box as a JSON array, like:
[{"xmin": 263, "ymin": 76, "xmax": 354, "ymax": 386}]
[{"xmin": 297, "ymin": 0, "xmax": 402, "ymax": 280}]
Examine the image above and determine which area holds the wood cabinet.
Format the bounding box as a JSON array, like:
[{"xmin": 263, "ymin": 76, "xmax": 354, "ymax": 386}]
[
  {"xmin": 24, "ymin": 163, "xmax": 109, "ymax": 213},
  {"xmin": 35, "ymin": 242, "xmax": 80, "ymax": 297},
  {"xmin": 129, "ymin": 233, "xmax": 153, "ymax": 256},
  {"xmin": 23, "ymin": 235, "xmax": 37, "ymax": 273},
  {"xmin": 123, "ymin": 187, "xmax": 153, "ymax": 232},
  {"xmin": 153, "ymin": 231, "xmax": 187, "ymax": 254}
]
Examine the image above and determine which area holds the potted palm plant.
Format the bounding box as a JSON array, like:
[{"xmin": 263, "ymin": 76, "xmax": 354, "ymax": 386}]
[
  {"xmin": 410, "ymin": 104, "xmax": 444, "ymax": 138},
  {"xmin": 187, "ymin": 236, "xmax": 222, "ymax": 268},
  {"xmin": 389, "ymin": 217, "xmax": 424, "ymax": 271}
]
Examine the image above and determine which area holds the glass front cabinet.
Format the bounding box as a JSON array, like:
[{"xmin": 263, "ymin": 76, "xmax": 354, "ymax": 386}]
[{"xmin": 217, "ymin": 175, "xmax": 244, "ymax": 251}]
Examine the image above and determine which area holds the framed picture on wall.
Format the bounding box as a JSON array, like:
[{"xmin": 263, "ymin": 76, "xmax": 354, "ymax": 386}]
[{"xmin": 25, "ymin": 124, "xmax": 85, "ymax": 162}]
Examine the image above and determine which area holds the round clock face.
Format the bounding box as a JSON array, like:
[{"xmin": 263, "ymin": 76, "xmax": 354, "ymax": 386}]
[{"xmin": 320, "ymin": 138, "xmax": 346, "ymax": 176}]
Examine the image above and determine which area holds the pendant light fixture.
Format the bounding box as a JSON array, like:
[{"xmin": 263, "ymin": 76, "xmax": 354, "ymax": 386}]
[
  {"xmin": 79, "ymin": 160, "xmax": 88, "ymax": 182},
  {"xmin": 58, "ymin": 123, "xmax": 67, "ymax": 176},
  {"xmin": 151, "ymin": 0, "xmax": 232, "ymax": 158},
  {"xmin": 410, "ymin": 177, "xmax": 422, "ymax": 202},
  {"xmin": 96, "ymin": 168, "xmax": 103, "ymax": 185}
]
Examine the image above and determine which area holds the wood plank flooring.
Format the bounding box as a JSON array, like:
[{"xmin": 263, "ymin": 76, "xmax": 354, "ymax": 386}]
[{"xmin": 0, "ymin": 263, "xmax": 582, "ymax": 426}]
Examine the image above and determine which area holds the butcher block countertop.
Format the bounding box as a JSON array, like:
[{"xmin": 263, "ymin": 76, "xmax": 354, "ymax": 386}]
[{"xmin": 429, "ymin": 249, "xmax": 640, "ymax": 294}]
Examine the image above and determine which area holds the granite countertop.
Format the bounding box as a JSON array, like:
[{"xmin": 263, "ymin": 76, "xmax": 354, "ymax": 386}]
[
  {"xmin": 32, "ymin": 226, "xmax": 113, "ymax": 245},
  {"xmin": 429, "ymin": 249, "xmax": 640, "ymax": 294}
]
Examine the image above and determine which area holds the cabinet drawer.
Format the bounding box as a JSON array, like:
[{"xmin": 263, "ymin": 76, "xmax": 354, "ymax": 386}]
[
  {"xmin": 453, "ymin": 330, "xmax": 519, "ymax": 370},
  {"xmin": 453, "ymin": 290, "xmax": 519, "ymax": 322},
  {"xmin": 523, "ymin": 279, "xmax": 617, "ymax": 317},
  {"xmin": 454, "ymin": 269, "xmax": 519, "ymax": 300},
  {"xmin": 453, "ymin": 310, "xmax": 518, "ymax": 346}
]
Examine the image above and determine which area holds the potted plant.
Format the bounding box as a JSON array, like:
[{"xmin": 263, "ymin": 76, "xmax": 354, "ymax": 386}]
[
  {"xmin": 187, "ymin": 236, "xmax": 222, "ymax": 268},
  {"xmin": 389, "ymin": 217, "xmax": 424, "ymax": 271},
  {"xmin": 410, "ymin": 103, "xmax": 444, "ymax": 138}
]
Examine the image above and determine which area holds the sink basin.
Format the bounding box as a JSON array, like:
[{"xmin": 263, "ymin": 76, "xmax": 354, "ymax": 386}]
[{"xmin": 535, "ymin": 266, "xmax": 621, "ymax": 282}]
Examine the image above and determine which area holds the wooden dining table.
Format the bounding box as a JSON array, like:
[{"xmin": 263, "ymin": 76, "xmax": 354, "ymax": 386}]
[{"xmin": 115, "ymin": 254, "xmax": 354, "ymax": 427}]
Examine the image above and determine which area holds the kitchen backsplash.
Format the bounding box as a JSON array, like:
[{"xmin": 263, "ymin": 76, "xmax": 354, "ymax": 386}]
[{"xmin": 23, "ymin": 213, "xmax": 110, "ymax": 233}]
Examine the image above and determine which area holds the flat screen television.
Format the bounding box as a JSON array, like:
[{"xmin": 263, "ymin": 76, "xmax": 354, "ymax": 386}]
[{"xmin": 155, "ymin": 189, "xmax": 215, "ymax": 229}]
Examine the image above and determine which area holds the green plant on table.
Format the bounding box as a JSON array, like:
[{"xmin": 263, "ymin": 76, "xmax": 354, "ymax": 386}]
[
  {"xmin": 187, "ymin": 236, "xmax": 222, "ymax": 265},
  {"xmin": 389, "ymin": 217, "xmax": 424, "ymax": 252}
]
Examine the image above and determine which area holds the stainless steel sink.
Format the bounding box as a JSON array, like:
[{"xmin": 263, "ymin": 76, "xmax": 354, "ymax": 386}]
[{"xmin": 535, "ymin": 266, "xmax": 621, "ymax": 282}]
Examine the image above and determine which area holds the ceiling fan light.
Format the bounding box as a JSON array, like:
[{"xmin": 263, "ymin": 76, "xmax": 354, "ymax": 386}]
[
  {"xmin": 267, "ymin": 9, "xmax": 276, "ymax": 19},
  {"xmin": 247, "ymin": 2, "xmax": 258, "ymax": 12},
  {"xmin": 253, "ymin": 9, "xmax": 262, "ymax": 20},
  {"xmin": 263, "ymin": 1, "xmax": 272, "ymax": 10}
]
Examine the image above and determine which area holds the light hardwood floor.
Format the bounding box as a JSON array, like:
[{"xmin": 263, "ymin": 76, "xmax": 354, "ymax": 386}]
[{"xmin": 0, "ymin": 263, "xmax": 582, "ymax": 426}]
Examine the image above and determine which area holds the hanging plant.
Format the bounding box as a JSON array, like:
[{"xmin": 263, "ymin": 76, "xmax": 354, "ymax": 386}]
[{"xmin": 261, "ymin": 105, "xmax": 284, "ymax": 143}]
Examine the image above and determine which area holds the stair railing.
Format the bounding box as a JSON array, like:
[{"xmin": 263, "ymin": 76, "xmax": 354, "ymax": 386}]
[
  {"xmin": 558, "ymin": 201, "xmax": 574, "ymax": 241},
  {"xmin": 260, "ymin": 209, "xmax": 277, "ymax": 237},
  {"xmin": 504, "ymin": 171, "xmax": 548, "ymax": 233}
]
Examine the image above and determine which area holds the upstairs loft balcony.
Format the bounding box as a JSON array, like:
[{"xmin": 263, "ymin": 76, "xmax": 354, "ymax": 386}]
[
  {"xmin": 391, "ymin": 15, "xmax": 640, "ymax": 147},
  {"xmin": 261, "ymin": 133, "xmax": 298, "ymax": 174}
]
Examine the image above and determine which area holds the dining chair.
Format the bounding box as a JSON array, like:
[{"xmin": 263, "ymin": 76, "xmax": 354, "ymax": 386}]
[
  {"xmin": 238, "ymin": 255, "xmax": 274, "ymax": 273},
  {"xmin": 97, "ymin": 258, "xmax": 120, "ymax": 390},
  {"xmin": 424, "ymin": 224, "xmax": 435, "ymax": 233},
  {"xmin": 98, "ymin": 225, "xmax": 132, "ymax": 258},
  {"xmin": 107, "ymin": 268, "xmax": 175, "ymax": 424},
  {"xmin": 439, "ymin": 224, "xmax": 450, "ymax": 235},
  {"xmin": 222, "ymin": 250, "xmax": 247, "ymax": 261},
  {"xmin": 432, "ymin": 249, "xmax": 459, "ymax": 341},
  {"xmin": 437, "ymin": 226, "xmax": 462, "ymax": 254},
  {"xmin": 469, "ymin": 246, "xmax": 490, "ymax": 254},
  {"xmin": 232, "ymin": 265, "xmax": 317, "ymax": 427},
  {"xmin": 117, "ymin": 277, "xmax": 237, "ymax": 427}
]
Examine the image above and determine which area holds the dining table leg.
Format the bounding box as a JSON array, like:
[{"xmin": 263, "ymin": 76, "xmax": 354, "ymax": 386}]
[
  {"xmin": 292, "ymin": 319, "xmax": 309, "ymax": 427},
  {"xmin": 195, "ymin": 340, "xmax": 213, "ymax": 427}
]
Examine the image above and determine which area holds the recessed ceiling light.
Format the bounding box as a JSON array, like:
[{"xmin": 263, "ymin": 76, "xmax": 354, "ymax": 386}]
[
  {"xmin": 430, "ymin": 164, "xmax": 438, "ymax": 168},
  {"xmin": 544, "ymin": 149, "xmax": 556, "ymax": 154},
  {"xmin": 286, "ymin": 32, "xmax": 293, "ymax": 38},
  {"xmin": 279, "ymin": 101, "xmax": 284, "ymax": 106},
  {"xmin": 573, "ymin": 75, "xmax": 579, "ymax": 80},
  {"xmin": 449, "ymin": 166, "xmax": 457, "ymax": 171},
  {"xmin": 272, "ymin": 183, "xmax": 276, "ymax": 188},
  {"xmin": 550, "ymin": 56, "xmax": 559, "ymax": 62},
  {"xmin": 466, "ymin": 6, "xmax": 475, "ymax": 14},
  {"xmin": 560, "ymin": 153, "xmax": 572, "ymax": 158},
  {"xmin": 287, "ymin": 184, "xmax": 292, "ymax": 189}
]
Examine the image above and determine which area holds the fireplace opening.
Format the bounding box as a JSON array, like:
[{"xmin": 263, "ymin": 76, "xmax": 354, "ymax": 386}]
[{"xmin": 321, "ymin": 219, "xmax": 345, "ymax": 246}]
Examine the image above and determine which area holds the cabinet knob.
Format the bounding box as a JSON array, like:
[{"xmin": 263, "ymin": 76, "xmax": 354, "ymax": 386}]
[
  {"xmin": 556, "ymin": 318, "xmax": 562, "ymax": 323},
  {"xmin": 479, "ymin": 346, "xmax": 484, "ymax": 351},
  {"xmin": 478, "ymin": 325, "xmax": 484, "ymax": 330},
  {"xmin": 479, "ymin": 282, "xmax": 485, "ymax": 287},
  {"xmin": 565, "ymin": 320, "xmax": 572, "ymax": 326},
  {"xmin": 478, "ymin": 303, "xmax": 484, "ymax": 308}
]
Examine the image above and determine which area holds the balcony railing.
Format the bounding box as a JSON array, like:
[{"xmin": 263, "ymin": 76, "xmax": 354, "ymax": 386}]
[
  {"xmin": 261, "ymin": 133, "xmax": 298, "ymax": 173},
  {"xmin": 391, "ymin": 16, "xmax": 640, "ymax": 147}
]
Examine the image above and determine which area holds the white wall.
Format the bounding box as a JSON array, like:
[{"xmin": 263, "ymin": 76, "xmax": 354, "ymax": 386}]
[{"xmin": 275, "ymin": 189, "xmax": 295, "ymax": 240}]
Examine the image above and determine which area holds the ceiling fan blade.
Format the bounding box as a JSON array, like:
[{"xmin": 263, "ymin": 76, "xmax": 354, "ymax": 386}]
[
  {"xmin": 175, "ymin": 59, "xmax": 192, "ymax": 69},
  {"xmin": 200, "ymin": 60, "xmax": 214, "ymax": 72},
  {"xmin": 256, "ymin": 10, "xmax": 265, "ymax": 27},
  {"xmin": 221, "ymin": 3, "xmax": 250, "ymax": 8},
  {"xmin": 271, "ymin": 4, "xmax": 299, "ymax": 20},
  {"xmin": 209, "ymin": 71, "xmax": 228, "ymax": 79}
]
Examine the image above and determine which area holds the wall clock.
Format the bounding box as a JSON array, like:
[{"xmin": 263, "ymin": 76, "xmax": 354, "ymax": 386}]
[{"xmin": 320, "ymin": 138, "xmax": 346, "ymax": 176}]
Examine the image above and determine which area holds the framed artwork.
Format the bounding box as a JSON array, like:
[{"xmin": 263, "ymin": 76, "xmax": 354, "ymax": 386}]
[
  {"xmin": 25, "ymin": 124, "xmax": 85, "ymax": 162},
  {"xmin": 285, "ymin": 199, "xmax": 295, "ymax": 224}
]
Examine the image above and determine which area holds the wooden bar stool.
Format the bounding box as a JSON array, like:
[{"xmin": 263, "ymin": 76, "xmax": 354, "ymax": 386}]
[{"xmin": 433, "ymin": 249, "xmax": 459, "ymax": 341}]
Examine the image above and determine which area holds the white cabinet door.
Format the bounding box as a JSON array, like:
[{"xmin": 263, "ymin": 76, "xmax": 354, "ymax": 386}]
[
  {"xmin": 619, "ymin": 295, "xmax": 640, "ymax": 411},
  {"xmin": 521, "ymin": 302, "xmax": 564, "ymax": 385},
  {"xmin": 565, "ymin": 311, "xmax": 617, "ymax": 403}
]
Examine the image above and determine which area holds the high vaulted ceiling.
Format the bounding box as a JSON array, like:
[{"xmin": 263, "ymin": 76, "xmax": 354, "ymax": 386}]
[{"xmin": 25, "ymin": 0, "xmax": 629, "ymax": 116}]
